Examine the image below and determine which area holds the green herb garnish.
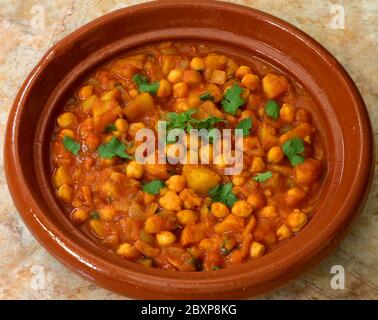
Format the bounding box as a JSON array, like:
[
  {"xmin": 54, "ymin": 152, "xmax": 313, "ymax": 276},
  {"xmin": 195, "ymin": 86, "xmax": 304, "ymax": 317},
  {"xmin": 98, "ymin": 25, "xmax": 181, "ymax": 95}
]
[
  {"xmin": 199, "ymin": 92, "xmax": 214, "ymax": 101},
  {"xmin": 209, "ymin": 182, "xmax": 238, "ymax": 208},
  {"xmin": 98, "ymin": 137, "xmax": 133, "ymax": 159},
  {"xmin": 165, "ymin": 110, "xmax": 225, "ymax": 143},
  {"xmin": 63, "ymin": 136, "xmax": 80, "ymax": 155},
  {"xmin": 142, "ymin": 180, "xmax": 166, "ymax": 195},
  {"xmin": 236, "ymin": 118, "xmax": 253, "ymax": 136},
  {"xmin": 221, "ymin": 83, "xmax": 245, "ymax": 115},
  {"xmin": 265, "ymin": 99, "xmax": 280, "ymax": 120},
  {"xmin": 90, "ymin": 211, "xmax": 100, "ymax": 220},
  {"xmin": 253, "ymin": 171, "xmax": 273, "ymax": 182},
  {"xmin": 211, "ymin": 265, "xmax": 221, "ymax": 271},
  {"xmin": 282, "ymin": 137, "xmax": 305, "ymax": 166},
  {"xmin": 105, "ymin": 123, "xmax": 117, "ymax": 133},
  {"xmin": 132, "ymin": 73, "xmax": 159, "ymax": 95}
]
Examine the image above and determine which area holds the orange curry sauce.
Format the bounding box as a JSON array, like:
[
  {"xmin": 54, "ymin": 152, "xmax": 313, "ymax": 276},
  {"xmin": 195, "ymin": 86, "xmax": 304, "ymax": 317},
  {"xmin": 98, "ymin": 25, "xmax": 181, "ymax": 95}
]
[{"xmin": 51, "ymin": 42, "xmax": 325, "ymax": 271}]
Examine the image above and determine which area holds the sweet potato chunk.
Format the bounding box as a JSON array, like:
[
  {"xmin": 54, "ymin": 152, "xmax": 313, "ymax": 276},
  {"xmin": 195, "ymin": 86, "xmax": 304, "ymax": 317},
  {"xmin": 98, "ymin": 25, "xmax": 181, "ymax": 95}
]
[
  {"xmin": 124, "ymin": 93, "xmax": 155, "ymax": 121},
  {"xmin": 214, "ymin": 214, "xmax": 245, "ymax": 234},
  {"xmin": 295, "ymin": 158, "xmax": 322, "ymax": 185},
  {"xmin": 180, "ymin": 223, "xmax": 206, "ymax": 246},
  {"xmin": 262, "ymin": 73, "xmax": 289, "ymax": 99},
  {"xmin": 184, "ymin": 167, "xmax": 221, "ymax": 194}
]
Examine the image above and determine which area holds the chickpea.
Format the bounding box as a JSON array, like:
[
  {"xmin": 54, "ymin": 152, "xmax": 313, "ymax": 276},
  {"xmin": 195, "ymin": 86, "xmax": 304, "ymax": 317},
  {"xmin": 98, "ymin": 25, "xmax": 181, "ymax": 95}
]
[
  {"xmin": 235, "ymin": 65, "xmax": 251, "ymax": 79},
  {"xmin": 232, "ymin": 175, "xmax": 246, "ymax": 186},
  {"xmin": 260, "ymin": 205, "xmax": 278, "ymax": 218},
  {"xmin": 241, "ymin": 74, "xmax": 259, "ymax": 91},
  {"xmin": 117, "ymin": 243, "xmax": 139, "ymax": 259},
  {"xmin": 99, "ymin": 205, "xmax": 116, "ymax": 221},
  {"xmin": 128, "ymin": 122, "xmax": 146, "ymax": 137},
  {"xmin": 183, "ymin": 70, "xmax": 202, "ymax": 85},
  {"xmin": 53, "ymin": 166, "xmax": 72, "ymax": 188},
  {"xmin": 190, "ymin": 57, "xmax": 205, "ymax": 71},
  {"xmin": 57, "ymin": 112, "xmax": 77, "ymax": 128},
  {"xmin": 159, "ymin": 190, "xmax": 182, "ymax": 212},
  {"xmin": 205, "ymin": 84, "xmax": 223, "ymax": 103},
  {"xmin": 167, "ymin": 69, "xmax": 183, "ymax": 83},
  {"xmin": 286, "ymin": 209, "xmax": 308, "ymax": 232},
  {"xmin": 166, "ymin": 175, "xmax": 186, "ymax": 193},
  {"xmin": 156, "ymin": 231, "xmax": 177, "ymax": 246},
  {"xmin": 177, "ymin": 209, "xmax": 197, "ymax": 225},
  {"xmin": 211, "ymin": 202, "xmax": 230, "ymax": 218},
  {"xmin": 71, "ymin": 209, "xmax": 89, "ymax": 225},
  {"xmin": 59, "ymin": 129, "xmax": 75, "ymax": 139},
  {"xmin": 179, "ymin": 188, "xmax": 202, "ymax": 209},
  {"xmin": 286, "ymin": 188, "xmax": 306, "ymax": 206},
  {"xmin": 250, "ymin": 157, "xmax": 265, "ymax": 173},
  {"xmin": 78, "ymin": 85, "xmax": 94, "ymax": 100},
  {"xmin": 232, "ymin": 200, "xmax": 253, "ymax": 218},
  {"xmin": 175, "ymin": 100, "xmax": 190, "ymax": 112},
  {"xmin": 157, "ymin": 79, "xmax": 172, "ymax": 98},
  {"xmin": 126, "ymin": 160, "xmax": 144, "ymax": 179},
  {"xmin": 267, "ymin": 146, "xmax": 284, "ymax": 163},
  {"xmin": 250, "ymin": 241, "xmax": 265, "ymax": 259},
  {"xmin": 173, "ymin": 82, "xmax": 189, "ymax": 98},
  {"xmin": 276, "ymin": 224, "xmax": 292, "ymax": 240},
  {"xmin": 280, "ymin": 103, "xmax": 295, "ymax": 123},
  {"xmin": 89, "ymin": 220, "xmax": 105, "ymax": 238},
  {"xmin": 115, "ymin": 118, "xmax": 128, "ymax": 133},
  {"xmin": 187, "ymin": 93, "xmax": 201, "ymax": 108},
  {"xmin": 85, "ymin": 133, "xmax": 101, "ymax": 150},
  {"xmin": 129, "ymin": 88, "xmax": 139, "ymax": 98},
  {"xmin": 247, "ymin": 192, "xmax": 266, "ymax": 210},
  {"xmin": 56, "ymin": 184, "xmax": 73, "ymax": 203}
]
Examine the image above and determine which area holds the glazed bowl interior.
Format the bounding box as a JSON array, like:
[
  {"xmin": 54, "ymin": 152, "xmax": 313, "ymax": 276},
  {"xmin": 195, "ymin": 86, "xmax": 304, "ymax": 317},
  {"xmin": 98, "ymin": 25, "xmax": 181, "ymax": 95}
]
[{"xmin": 5, "ymin": 1, "xmax": 373, "ymax": 299}]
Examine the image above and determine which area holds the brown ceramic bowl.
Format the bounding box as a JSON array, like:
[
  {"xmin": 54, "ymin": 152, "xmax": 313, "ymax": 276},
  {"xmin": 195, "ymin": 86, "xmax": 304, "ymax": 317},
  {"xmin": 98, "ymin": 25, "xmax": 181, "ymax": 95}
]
[{"xmin": 4, "ymin": 0, "xmax": 374, "ymax": 299}]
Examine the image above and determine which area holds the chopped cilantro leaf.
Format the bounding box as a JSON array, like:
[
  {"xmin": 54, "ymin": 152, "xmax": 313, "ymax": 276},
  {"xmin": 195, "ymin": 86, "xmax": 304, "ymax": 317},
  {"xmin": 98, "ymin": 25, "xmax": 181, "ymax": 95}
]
[
  {"xmin": 142, "ymin": 180, "xmax": 166, "ymax": 195},
  {"xmin": 265, "ymin": 99, "xmax": 280, "ymax": 120},
  {"xmin": 199, "ymin": 92, "xmax": 214, "ymax": 101},
  {"xmin": 236, "ymin": 118, "xmax": 253, "ymax": 136},
  {"xmin": 132, "ymin": 73, "xmax": 159, "ymax": 95},
  {"xmin": 98, "ymin": 137, "xmax": 133, "ymax": 159},
  {"xmin": 253, "ymin": 171, "xmax": 273, "ymax": 182},
  {"xmin": 63, "ymin": 136, "xmax": 80, "ymax": 155},
  {"xmin": 282, "ymin": 137, "xmax": 305, "ymax": 166},
  {"xmin": 221, "ymin": 83, "xmax": 245, "ymax": 115},
  {"xmin": 209, "ymin": 182, "xmax": 238, "ymax": 208}
]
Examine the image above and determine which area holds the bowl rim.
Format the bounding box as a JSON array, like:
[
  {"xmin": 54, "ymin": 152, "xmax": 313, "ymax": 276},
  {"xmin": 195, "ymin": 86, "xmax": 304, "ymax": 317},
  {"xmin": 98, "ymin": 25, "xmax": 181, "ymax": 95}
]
[{"xmin": 4, "ymin": 0, "xmax": 374, "ymax": 299}]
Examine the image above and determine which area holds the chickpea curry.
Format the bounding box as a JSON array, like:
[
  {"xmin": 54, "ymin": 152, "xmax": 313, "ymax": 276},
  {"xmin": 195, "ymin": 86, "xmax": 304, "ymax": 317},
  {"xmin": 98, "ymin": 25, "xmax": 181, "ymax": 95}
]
[{"xmin": 51, "ymin": 42, "xmax": 325, "ymax": 271}]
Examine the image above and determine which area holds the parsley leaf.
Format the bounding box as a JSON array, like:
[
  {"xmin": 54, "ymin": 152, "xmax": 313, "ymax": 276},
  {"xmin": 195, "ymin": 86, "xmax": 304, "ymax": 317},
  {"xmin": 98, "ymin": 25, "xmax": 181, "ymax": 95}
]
[
  {"xmin": 282, "ymin": 137, "xmax": 305, "ymax": 166},
  {"xmin": 63, "ymin": 136, "xmax": 80, "ymax": 155},
  {"xmin": 209, "ymin": 182, "xmax": 238, "ymax": 208},
  {"xmin": 253, "ymin": 171, "xmax": 273, "ymax": 182},
  {"xmin": 211, "ymin": 265, "xmax": 221, "ymax": 271},
  {"xmin": 265, "ymin": 100, "xmax": 280, "ymax": 120},
  {"xmin": 199, "ymin": 92, "xmax": 214, "ymax": 101},
  {"xmin": 105, "ymin": 123, "xmax": 117, "ymax": 133},
  {"xmin": 236, "ymin": 118, "xmax": 253, "ymax": 136},
  {"xmin": 98, "ymin": 137, "xmax": 133, "ymax": 159},
  {"xmin": 196, "ymin": 115, "xmax": 225, "ymax": 131},
  {"xmin": 90, "ymin": 211, "xmax": 100, "ymax": 220},
  {"xmin": 165, "ymin": 110, "xmax": 225, "ymax": 143},
  {"xmin": 142, "ymin": 180, "xmax": 166, "ymax": 195},
  {"xmin": 221, "ymin": 83, "xmax": 245, "ymax": 115},
  {"xmin": 132, "ymin": 73, "xmax": 160, "ymax": 95}
]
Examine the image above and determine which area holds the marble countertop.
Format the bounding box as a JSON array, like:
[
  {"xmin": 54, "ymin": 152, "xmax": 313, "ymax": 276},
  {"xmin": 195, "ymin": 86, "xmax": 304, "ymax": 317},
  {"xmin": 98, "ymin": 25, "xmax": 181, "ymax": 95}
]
[{"xmin": 0, "ymin": 0, "xmax": 377, "ymax": 299}]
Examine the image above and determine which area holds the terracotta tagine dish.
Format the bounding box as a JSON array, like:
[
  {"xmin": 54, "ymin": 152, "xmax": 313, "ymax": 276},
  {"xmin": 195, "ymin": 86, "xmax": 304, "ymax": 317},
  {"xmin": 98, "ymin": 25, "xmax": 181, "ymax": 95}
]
[{"xmin": 4, "ymin": 1, "xmax": 374, "ymax": 299}]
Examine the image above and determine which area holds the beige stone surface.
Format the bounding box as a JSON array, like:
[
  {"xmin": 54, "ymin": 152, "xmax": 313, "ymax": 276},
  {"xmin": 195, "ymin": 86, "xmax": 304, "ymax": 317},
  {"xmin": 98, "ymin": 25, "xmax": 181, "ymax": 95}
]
[{"xmin": 0, "ymin": 0, "xmax": 377, "ymax": 300}]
